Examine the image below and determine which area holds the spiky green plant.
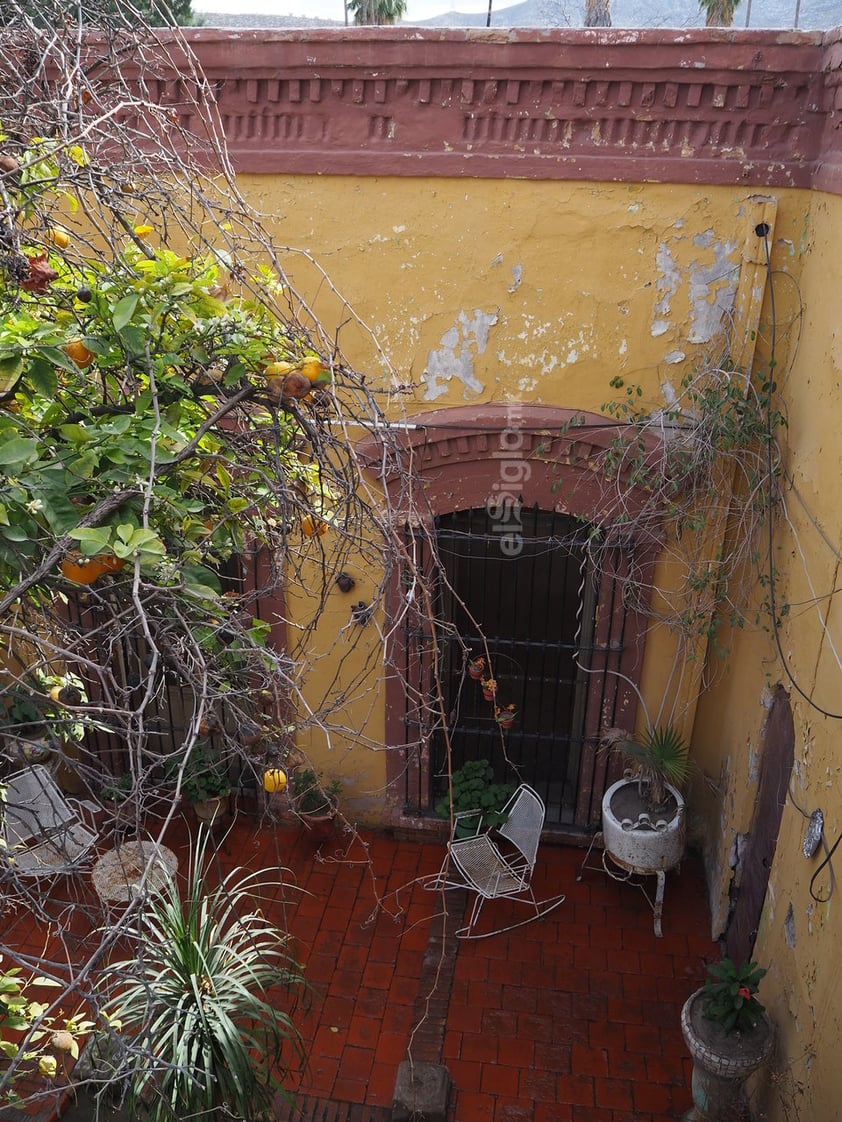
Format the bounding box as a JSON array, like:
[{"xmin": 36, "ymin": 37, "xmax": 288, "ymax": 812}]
[
  {"xmin": 104, "ymin": 840, "xmax": 304, "ymax": 1122},
  {"xmin": 605, "ymin": 723, "xmax": 691, "ymax": 808}
]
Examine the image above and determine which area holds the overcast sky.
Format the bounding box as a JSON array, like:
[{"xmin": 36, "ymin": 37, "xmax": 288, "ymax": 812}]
[{"xmin": 198, "ymin": 0, "xmax": 495, "ymax": 23}]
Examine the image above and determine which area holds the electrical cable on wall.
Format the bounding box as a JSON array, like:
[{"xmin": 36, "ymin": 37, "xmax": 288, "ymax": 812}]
[{"xmin": 759, "ymin": 224, "xmax": 842, "ymax": 721}]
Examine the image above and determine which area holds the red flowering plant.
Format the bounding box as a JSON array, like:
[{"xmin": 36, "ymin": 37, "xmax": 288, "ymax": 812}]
[{"xmin": 701, "ymin": 958, "xmax": 767, "ymax": 1033}]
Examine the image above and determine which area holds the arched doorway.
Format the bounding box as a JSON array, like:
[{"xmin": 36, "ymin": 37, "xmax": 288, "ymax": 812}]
[
  {"xmin": 431, "ymin": 506, "xmax": 595, "ymax": 826},
  {"xmin": 359, "ymin": 403, "xmax": 663, "ymax": 839}
]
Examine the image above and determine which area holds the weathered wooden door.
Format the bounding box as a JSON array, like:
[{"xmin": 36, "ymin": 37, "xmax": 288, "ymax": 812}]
[{"xmin": 726, "ymin": 686, "xmax": 794, "ymax": 964}]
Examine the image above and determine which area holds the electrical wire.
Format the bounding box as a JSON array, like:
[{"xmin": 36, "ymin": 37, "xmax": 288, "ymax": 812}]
[{"xmin": 759, "ymin": 225, "xmax": 842, "ymax": 720}]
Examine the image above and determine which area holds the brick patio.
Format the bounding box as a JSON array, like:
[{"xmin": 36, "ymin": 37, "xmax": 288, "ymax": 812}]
[{"xmin": 1, "ymin": 809, "xmax": 716, "ymax": 1122}]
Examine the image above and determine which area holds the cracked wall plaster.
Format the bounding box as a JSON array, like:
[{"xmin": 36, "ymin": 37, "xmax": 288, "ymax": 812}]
[
  {"xmin": 423, "ymin": 309, "xmax": 497, "ymax": 400},
  {"xmin": 650, "ymin": 231, "xmax": 739, "ymax": 347}
]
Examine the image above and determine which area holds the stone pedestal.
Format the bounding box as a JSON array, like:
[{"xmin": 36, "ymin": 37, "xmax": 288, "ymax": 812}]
[{"xmin": 392, "ymin": 1061, "xmax": 450, "ymax": 1122}]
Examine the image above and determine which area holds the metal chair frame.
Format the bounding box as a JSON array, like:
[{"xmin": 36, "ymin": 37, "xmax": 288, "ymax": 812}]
[
  {"xmin": 1, "ymin": 764, "xmax": 99, "ymax": 879},
  {"xmin": 427, "ymin": 783, "xmax": 566, "ymax": 938}
]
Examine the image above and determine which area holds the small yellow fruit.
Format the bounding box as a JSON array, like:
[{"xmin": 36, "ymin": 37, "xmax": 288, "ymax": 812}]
[
  {"xmin": 263, "ymin": 767, "xmax": 288, "ymax": 794},
  {"xmin": 38, "ymin": 1055, "xmax": 57, "ymax": 1079},
  {"xmin": 46, "ymin": 227, "xmax": 70, "ymax": 248}
]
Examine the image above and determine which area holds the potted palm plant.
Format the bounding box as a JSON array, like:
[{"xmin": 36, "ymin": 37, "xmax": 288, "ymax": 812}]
[
  {"xmin": 600, "ymin": 723, "xmax": 690, "ymax": 877},
  {"xmin": 681, "ymin": 958, "xmax": 774, "ymax": 1121}
]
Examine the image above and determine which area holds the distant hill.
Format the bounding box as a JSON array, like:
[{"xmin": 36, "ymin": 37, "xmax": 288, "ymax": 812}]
[{"xmin": 197, "ymin": 0, "xmax": 839, "ymax": 29}]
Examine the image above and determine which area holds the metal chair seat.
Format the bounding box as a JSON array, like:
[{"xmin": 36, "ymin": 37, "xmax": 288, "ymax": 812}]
[
  {"xmin": 426, "ymin": 783, "xmax": 567, "ymax": 938},
  {"xmin": 2, "ymin": 764, "xmax": 99, "ymax": 880}
]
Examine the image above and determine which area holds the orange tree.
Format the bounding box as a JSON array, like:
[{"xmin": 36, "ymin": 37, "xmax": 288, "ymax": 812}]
[{"xmin": 0, "ymin": 6, "xmax": 409, "ymax": 1106}]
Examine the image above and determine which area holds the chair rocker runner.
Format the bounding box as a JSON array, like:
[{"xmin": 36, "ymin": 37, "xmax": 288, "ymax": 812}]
[
  {"xmin": 1, "ymin": 764, "xmax": 99, "ymax": 879},
  {"xmin": 427, "ymin": 783, "xmax": 566, "ymax": 938}
]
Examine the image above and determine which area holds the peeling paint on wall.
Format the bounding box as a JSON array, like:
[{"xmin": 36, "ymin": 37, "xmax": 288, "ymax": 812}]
[
  {"xmin": 650, "ymin": 230, "xmax": 739, "ymax": 347},
  {"xmin": 652, "ymin": 242, "xmax": 679, "ymax": 337},
  {"xmin": 688, "ymin": 234, "xmax": 739, "ymax": 343},
  {"xmin": 423, "ymin": 309, "xmax": 497, "ymax": 400}
]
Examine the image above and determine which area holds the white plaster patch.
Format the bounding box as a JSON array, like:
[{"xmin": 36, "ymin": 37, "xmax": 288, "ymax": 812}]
[
  {"xmin": 661, "ymin": 380, "xmax": 678, "ymax": 405},
  {"xmin": 664, "ymin": 350, "xmax": 686, "ymax": 364},
  {"xmin": 423, "ymin": 309, "xmax": 497, "ymax": 400},
  {"xmin": 651, "ymin": 319, "xmax": 670, "ymax": 337},
  {"xmin": 517, "ymin": 376, "xmax": 539, "ymax": 392},
  {"xmin": 687, "ymin": 238, "xmax": 738, "ymax": 343},
  {"xmin": 653, "ymin": 242, "xmax": 680, "ymax": 331},
  {"xmin": 619, "ymin": 339, "xmax": 628, "ymax": 356},
  {"xmin": 508, "ymin": 265, "xmax": 523, "ymax": 293}
]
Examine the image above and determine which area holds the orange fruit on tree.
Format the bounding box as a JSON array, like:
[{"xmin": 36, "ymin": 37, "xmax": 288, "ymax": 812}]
[
  {"xmin": 264, "ymin": 361, "xmax": 295, "ymax": 378},
  {"xmin": 301, "ymin": 515, "xmax": 328, "ymax": 538},
  {"xmin": 301, "ymin": 357, "xmax": 331, "ymax": 385},
  {"xmin": 46, "ymin": 227, "xmax": 71, "ymax": 248},
  {"xmin": 60, "ymin": 552, "xmax": 123, "ymax": 583},
  {"xmin": 63, "ymin": 340, "xmax": 94, "ymax": 369}
]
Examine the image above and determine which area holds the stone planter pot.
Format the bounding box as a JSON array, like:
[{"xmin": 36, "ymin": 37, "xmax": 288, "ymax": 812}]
[
  {"xmin": 300, "ymin": 808, "xmax": 336, "ymax": 846},
  {"xmin": 680, "ymin": 988, "xmax": 774, "ymax": 1121},
  {"xmin": 192, "ymin": 794, "xmax": 229, "ymax": 828},
  {"xmin": 601, "ymin": 777, "xmax": 686, "ymax": 875}
]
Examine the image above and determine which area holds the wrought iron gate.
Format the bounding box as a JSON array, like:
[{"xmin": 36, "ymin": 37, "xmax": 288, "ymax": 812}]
[{"xmin": 428, "ymin": 506, "xmax": 600, "ymax": 827}]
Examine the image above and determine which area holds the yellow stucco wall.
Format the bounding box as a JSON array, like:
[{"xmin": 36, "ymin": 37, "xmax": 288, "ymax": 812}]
[
  {"xmin": 238, "ymin": 176, "xmax": 808, "ymax": 807},
  {"xmin": 237, "ymin": 172, "xmax": 842, "ymax": 1119},
  {"xmin": 693, "ymin": 188, "xmax": 842, "ymax": 1122}
]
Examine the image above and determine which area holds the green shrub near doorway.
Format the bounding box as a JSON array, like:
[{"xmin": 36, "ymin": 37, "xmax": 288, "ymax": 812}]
[{"xmin": 435, "ymin": 759, "xmax": 515, "ymax": 836}]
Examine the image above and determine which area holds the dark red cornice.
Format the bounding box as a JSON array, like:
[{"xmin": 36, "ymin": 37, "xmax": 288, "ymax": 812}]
[{"xmin": 148, "ymin": 25, "xmax": 842, "ymax": 194}]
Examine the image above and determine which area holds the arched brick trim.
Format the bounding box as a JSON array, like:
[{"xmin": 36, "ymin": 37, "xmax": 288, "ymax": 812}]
[{"xmin": 359, "ymin": 404, "xmax": 661, "ymax": 836}]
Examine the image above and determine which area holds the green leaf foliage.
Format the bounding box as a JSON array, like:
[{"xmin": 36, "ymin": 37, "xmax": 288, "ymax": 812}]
[{"xmin": 702, "ymin": 957, "xmax": 767, "ymax": 1033}]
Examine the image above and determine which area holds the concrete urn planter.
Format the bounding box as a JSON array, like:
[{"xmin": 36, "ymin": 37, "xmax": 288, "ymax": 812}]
[
  {"xmin": 601, "ymin": 777, "xmax": 686, "ymax": 875},
  {"xmin": 680, "ymin": 988, "xmax": 774, "ymax": 1121}
]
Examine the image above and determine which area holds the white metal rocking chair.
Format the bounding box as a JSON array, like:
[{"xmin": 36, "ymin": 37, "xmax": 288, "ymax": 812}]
[
  {"xmin": 1, "ymin": 764, "xmax": 99, "ymax": 879},
  {"xmin": 428, "ymin": 783, "xmax": 567, "ymax": 938}
]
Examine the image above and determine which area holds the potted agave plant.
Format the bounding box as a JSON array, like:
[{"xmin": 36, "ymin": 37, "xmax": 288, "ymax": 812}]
[
  {"xmin": 103, "ymin": 838, "xmax": 305, "ymax": 1122},
  {"xmin": 680, "ymin": 958, "xmax": 774, "ymax": 1121}
]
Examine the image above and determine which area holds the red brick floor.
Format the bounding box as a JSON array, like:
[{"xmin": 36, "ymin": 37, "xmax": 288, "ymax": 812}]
[{"xmin": 1, "ymin": 810, "xmax": 716, "ymax": 1122}]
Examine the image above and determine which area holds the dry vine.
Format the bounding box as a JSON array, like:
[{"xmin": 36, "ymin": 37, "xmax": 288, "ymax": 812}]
[{"xmin": 0, "ymin": 2, "xmax": 467, "ymax": 1109}]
